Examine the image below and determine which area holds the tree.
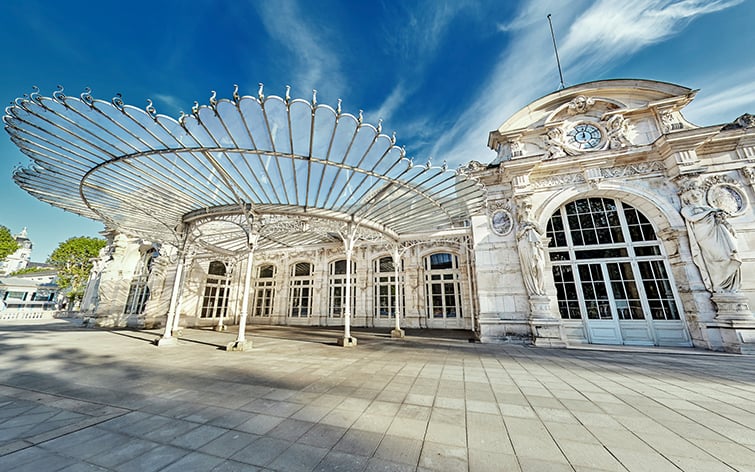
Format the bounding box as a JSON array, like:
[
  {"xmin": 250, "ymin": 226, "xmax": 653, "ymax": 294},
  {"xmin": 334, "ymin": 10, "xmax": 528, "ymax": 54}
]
[
  {"xmin": 48, "ymin": 236, "xmax": 107, "ymax": 302},
  {"xmin": 0, "ymin": 225, "xmax": 19, "ymax": 260}
]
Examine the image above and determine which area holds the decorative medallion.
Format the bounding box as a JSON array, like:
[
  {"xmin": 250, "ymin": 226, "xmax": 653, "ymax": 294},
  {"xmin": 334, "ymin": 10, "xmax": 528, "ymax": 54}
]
[
  {"xmin": 707, "ymin": 184, "xmax": 747, "ymax": 216},
  {"xmin": 490, "ymin": 209, "xmax": 513, "ymax": 236}
]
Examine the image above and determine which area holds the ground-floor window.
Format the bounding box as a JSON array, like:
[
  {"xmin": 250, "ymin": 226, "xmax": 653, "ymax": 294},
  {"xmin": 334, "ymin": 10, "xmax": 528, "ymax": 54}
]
[
  {"xmin": 547, "ymin": 198, "xmax": 685, "ymax": 345},
  {"xmin": 329, "ymin": 259, "xmax": 356, "ymax": 317},
  {"xmin": 253, "ymin": 264, "xmax": 275, "ymax": 317},
  {"xmin": 124, "ymin": 248, "xmax": 156, "ymax": 316},
  {"xmin": 200, "ymin": 260, "xmax": 230, "ymax": 318},
  {"xmin": 424, "ymin": 252, "xmax": 461, "ymax": 319},
  {"xmin": 289, "ymin": 262, "xmax": 313, "ymax": 317},
  {"xmin": 374, "ymin": 256, "xmax": 403, "ymax": 318}
]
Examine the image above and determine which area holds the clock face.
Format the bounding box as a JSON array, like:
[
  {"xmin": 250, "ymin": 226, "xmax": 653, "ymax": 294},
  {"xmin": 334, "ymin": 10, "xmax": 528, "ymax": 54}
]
[{"xmin": 567, "ymin": 123, "xmax": 602, "ymax": 150}]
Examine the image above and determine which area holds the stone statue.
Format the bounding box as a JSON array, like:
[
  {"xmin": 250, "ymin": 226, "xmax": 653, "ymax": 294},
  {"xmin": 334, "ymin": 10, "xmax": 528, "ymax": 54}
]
[
  {"xmin": 517, "ymin": 206, "xmax": 546, "ymax": 296},
  {"xmin": 606, "ymin": 114, "xmax": 630, "ymax": 149},
  {"xmin": 681, "ymin": 187, "xmax": 741, "ymax": 292},
  {"xmin": 544, "ymin": 128, "xmax": 566, "ymax": 159}
]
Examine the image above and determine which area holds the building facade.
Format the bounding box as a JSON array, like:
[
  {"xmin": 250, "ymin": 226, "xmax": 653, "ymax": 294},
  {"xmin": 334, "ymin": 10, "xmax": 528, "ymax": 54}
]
[
  {"xmin": 0, "ymin": 227, "xmax": 32, "ymax": 276},
  {"xmin": 8, "ymin": 79, "xmax": 755, "ymax": 353}
]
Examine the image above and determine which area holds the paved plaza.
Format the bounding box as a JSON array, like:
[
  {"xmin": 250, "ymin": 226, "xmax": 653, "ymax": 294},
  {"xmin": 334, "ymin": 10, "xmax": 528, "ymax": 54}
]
[{"xmin": 0, "ymin": 319, "xmax": 753, "ymax": 472}]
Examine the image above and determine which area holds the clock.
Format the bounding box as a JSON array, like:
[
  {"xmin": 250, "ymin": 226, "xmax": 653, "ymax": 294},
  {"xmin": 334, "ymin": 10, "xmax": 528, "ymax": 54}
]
[{"xmin": 567, "ymin": 123, "xmax": 602, "ymax": 150}]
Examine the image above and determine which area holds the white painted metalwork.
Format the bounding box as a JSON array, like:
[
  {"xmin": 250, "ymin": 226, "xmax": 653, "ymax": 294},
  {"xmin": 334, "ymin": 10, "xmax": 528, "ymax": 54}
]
[{"xmin": 5, "ymin": 85, "xmax": 486, "ymax": 251}]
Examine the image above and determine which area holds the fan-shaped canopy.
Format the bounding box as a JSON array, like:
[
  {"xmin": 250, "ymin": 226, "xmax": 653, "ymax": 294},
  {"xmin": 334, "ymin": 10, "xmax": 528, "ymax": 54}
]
[{"xmin": 4, "ymin": 86, "xmax": 486, "ymax": 251}]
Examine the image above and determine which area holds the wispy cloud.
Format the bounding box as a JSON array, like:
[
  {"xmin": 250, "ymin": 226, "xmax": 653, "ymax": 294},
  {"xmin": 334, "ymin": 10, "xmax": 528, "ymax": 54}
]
[
  {"xmin": 368, "ymin": 0, "xmax": 478, "ymax": 126},
  {"xmin": 153, "ymin": 93, "xmax": 183, "ymax": 115},
  {"xmin": 253, "ymin": 0, "xmax": 344, "ymax": 97},
  {"xmin": 684, "ymin": 66, "xmax": 755, "ymax": 125},
  {"xmin": 432, "ymin": 0, "xmax": 744, "ymax": 167}
]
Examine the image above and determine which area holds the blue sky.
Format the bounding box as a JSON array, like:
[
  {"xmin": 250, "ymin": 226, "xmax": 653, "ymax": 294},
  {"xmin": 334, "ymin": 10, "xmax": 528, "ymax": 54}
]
[{"xmin": 1, "ymin": 0, "xmax": 754, "ymax": 261}]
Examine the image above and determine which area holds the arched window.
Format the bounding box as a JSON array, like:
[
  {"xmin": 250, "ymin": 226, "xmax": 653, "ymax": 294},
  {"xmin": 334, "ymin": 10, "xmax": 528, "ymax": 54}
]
[
  {"xmin": 374, "ymin": 256, "xmax": 403, "ymax": 318},
  {"xmin": 200, "ymin": 261, "xmax": 230, "ymax": 318},
  {"xmin": 124, "ymin": 248, "xmax": 156, "ymax": 316},
  {"xmin": 289, "ymin": 262, "xmax": 313, "ymax": 317},
  {"xmin": 424, "ymin": 252, "xmax": 462, "ymax": 320},
  {"xmin": 547, "ymin": 197, "xmax": 685, "ymax": 346},
  {"xmin": 252, "ymin": 264, "xmax": 276, "ymax": 317},
  {"xmin": 329, "ymin": 259, "xmax": 356, "ymax": 317}
]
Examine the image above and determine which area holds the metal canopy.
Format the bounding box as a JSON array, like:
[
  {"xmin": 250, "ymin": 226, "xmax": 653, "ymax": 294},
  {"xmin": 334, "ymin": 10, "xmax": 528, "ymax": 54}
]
[{"xmin": 4, "ymin": 86, "xmax": 486, "ymax": 250}]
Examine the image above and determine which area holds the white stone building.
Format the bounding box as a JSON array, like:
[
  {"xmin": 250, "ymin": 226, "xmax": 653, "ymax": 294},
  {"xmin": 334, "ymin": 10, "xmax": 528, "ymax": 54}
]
[
  {"xmin": 0, "ymin": 227, "xmax": 33, "ymax": 276},
  {"xmin": 5, "ymin": 79, "xmax": 755, "ymax": 353}
]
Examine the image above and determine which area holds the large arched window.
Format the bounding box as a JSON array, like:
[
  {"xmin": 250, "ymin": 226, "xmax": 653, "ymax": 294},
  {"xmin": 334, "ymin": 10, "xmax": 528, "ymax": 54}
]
[
  {"xmin": 252, "ymin": 264, "xmax": 276, "ymax": 317},
  {"xmin": 289, "ymin": 262, "xmax": 313, "ymax": 317},
  {"xmin": 329, "ymin": 259, "xmax": 356, "ymax": 318},
  {"xmin": 547, "ymin": 197, "xmax": 686, "ymax": 346},
  {"xmin": 124, "ymin": 248, "xmax": 156, "ymax": 316},
  {"xmin": 424, "ymin": 252, "xmax": 462, "ymax": 320},
  {"xmin": 374, "ymin": 256, "xmax": 403, "ymax": 318},
  {"xmin": 200, "ymin": 261, "xmax": 231, "ymax": 318}
]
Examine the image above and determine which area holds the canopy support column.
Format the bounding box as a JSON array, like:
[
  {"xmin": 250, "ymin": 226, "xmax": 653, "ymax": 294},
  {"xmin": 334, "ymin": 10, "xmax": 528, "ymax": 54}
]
[
  {"xmin": 391, "ymin": 245, "xmax": 405, "ymax": 338},
  {"xmin": 215, "ymin": 259, "xmax": 234, "ymax": 332},
  {"xmin": 155, "ymin": 249, "xmax": 186, "ymax": 346},
  {"xmin": 337, "ymin": 225, "xmax": 358, "ymax": 347},
  {"xmin": 227, "ymin": 236, "xmax": 258, "ymax": 351}
]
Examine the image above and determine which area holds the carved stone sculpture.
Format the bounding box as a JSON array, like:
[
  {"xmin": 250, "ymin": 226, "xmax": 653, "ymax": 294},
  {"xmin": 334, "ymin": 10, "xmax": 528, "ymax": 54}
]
[
  {"xmin": 681, "ymin": 187, "xmax": 741, "ymax": 293},
  {"xmin": 605, "ymin": 114, "xmax": 630, "ymax": 149},
  {"xmin": 544, "ymin": 128, "xmax": 566, "ymax": 159},
  {"xmin": 516, "ymin": 205, "xmax": 546, "ymax": 296}
]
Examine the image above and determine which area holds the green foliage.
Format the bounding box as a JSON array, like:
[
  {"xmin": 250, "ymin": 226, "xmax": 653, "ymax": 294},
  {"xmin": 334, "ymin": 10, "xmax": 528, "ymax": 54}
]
[
  {"xmin": 0, "ymin": 226, "xmax": 19, "ymax": 260},
  {"xmin": 8, "ymin": 266, "xmax": 49, "ymax": 276},
  {"xmin": 48, "ymin": 236, "xmax": 107, "ymax": 301}
]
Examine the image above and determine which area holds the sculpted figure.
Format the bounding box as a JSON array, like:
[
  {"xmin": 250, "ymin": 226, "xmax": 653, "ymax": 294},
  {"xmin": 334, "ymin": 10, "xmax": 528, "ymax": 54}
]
[
  {"xmin": 681, "ymin": 187, "xmax": 741, "ymax": 292},
  {"xmin": 606, "ymin": 114, "xmax": 630, "ymax": 149},
  {"xmin": 517, "ymin": 206, "xmax": 546, "ymax": 296},
  {"xmin": 544, "ymin": 128, "xmax": 566, "ymax": 159}
]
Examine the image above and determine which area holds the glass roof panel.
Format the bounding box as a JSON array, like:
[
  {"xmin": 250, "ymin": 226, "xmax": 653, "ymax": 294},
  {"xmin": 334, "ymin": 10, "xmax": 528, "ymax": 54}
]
[{"xmin": 4, "ymin": 87, "xmax": 486, "ymax": 246}]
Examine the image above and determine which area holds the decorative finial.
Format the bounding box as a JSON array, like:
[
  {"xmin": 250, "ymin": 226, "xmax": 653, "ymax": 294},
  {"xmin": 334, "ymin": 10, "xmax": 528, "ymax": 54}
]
[
  {"xmin": 179, "ymin": 110, "xmax": 186, "ymax": 122},
  {"xmin": 112, "ymin": 93, "xmax": 124, "ymax": 110},
  {"xmin": 232, "ymin": 84, "xmax": 240, "ymax": 102},
  {"xmin": 53, "ymin": 85, "xmax": 66, "ymax": 102},
  {"xmin": 80, "ymin": 87, "xmax": 94, "ymax": 105},
  {"xmin": 441, "ymin": 160, "xmax": 447, "ymax": 171},
  {"xmin": 257, "ymin": 83, "xmax": 265, "ymax": 101},
  {"xmin": 408, "ymin": 157, "xmax": 414, "ymax": 168},
  {"xmin": 426, "ymin": 158, "xmax": 432, "ymax": 169},
  {"xmin": 336, "ymin": 99, "xmax": 342, "ymax": 115},
  {"xmin": 400, "ymin": 145, "xmax": 406, "ymax": 158},
  {"xmin": 377, "ymin": 119, "xmax": 382, "ymax": 134},
  {"xmin": 192, "ymin": 101, "xmax": 199, "ymax": 116},
  {"xmin": 30, "ymin": 86, "xmax": 41, "ymax": 105},
  {"xmin": 209, "ymin": 90, "xmax": 217, "ymax": 107},
  {"xmin": 312, "ymin": 89, "xmax": 317, "ymax": 106},
  {"xmin": 285, "ymin": 85, "xmax": 291, "ymax": 103},
  {"xmin": 358, "ymin": 109, "xmax": 363, "ymax": 124},
  {"xmin": 145, "ymin": 99, "xmax": 156, "ymax": 117}
]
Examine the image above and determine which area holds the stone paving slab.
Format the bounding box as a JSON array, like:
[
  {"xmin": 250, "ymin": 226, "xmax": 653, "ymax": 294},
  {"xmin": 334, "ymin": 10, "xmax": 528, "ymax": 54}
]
[{"xmin": 0, "ymin": 319, "xmax": 754, "ymax": 471}]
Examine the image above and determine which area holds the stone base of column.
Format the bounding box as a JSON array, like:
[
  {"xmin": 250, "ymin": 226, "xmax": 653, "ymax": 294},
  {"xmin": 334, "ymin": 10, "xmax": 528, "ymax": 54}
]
[
  {"xmin": 337, "ymin": 336, "xmax": 358, "ymax": 347},
  {"xmin": 390, "ymin": 329, "xmax": 405, "ymax": 338},
  {"xmin": 711, "ymin": 292, "xmax": 755, "ymax": 321},
  {"xmin": 214, "ymin": 324, "xmax": 228, "ymax": 332},
  {"xmin": 226, "ymin": 340, "xmax": 253, "ymax": 351},
  {"xmin": 154, "ymin": 336, "xmax": 179, "ymax": 347},
  {"xmin": 529, "ymin": 319, "xmax": 566, "ymax": 348}
]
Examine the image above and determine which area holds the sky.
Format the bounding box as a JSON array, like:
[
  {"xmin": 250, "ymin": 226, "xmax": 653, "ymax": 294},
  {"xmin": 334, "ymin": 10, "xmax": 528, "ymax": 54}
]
[{"xmin": 1, "ymin": 0, "xmax": 754, "ymax": 261}]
